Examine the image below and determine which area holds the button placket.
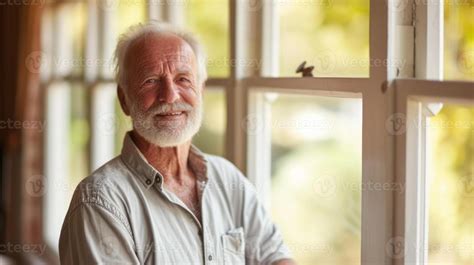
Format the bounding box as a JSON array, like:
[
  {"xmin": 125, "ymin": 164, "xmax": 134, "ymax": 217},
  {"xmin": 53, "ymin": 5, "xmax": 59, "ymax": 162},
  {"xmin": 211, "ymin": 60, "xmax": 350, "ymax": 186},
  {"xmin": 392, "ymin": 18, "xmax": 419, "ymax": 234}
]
[{"xmin": 203, "ymin": 227, "xmax": 215, "ymax": 263}]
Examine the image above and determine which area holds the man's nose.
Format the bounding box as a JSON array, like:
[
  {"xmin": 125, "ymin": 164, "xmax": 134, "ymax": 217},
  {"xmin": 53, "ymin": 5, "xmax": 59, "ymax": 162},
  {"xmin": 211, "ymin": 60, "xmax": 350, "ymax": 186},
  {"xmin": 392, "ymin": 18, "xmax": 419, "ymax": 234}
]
[{"xmin": 158, "ymin": 77, "xmax": 180, "ymax": 103}]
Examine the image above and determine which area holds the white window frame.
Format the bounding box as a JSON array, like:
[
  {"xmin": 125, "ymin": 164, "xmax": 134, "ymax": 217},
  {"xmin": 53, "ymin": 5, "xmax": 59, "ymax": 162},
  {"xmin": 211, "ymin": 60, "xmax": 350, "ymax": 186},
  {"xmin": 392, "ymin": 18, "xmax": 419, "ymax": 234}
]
[
  {"xmin": 392, "ymin": 1, "xmax": 473, "ymax": 265},
  {"xmin": 238, "ymin": 1, "xmax": 396, "ymax": 265},
  {"xmin": 393, "ymin": 79, "xmax": 473, "ymax": 265}
]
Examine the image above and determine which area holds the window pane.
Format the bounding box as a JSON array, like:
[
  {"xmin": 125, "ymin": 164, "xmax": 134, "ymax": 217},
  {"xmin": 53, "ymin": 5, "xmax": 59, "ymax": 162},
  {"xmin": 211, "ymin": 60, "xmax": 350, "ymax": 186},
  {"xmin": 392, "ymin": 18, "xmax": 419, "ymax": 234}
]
[
  {"xmin": 278, "ymin": 0, "xmax": 369, "ymax": 77},
  {"xmin": 115, "ymin": 96, "xmax": 133, "ymax": 155},
  {"xmin": 43, "ymin": 2, "xmax": 87, "ymax": 78},
  {"xmin": 427, "ymin": 104, "xmax": 474, "ymax": 264},
  {"xmin": 103, "ymin": 0, "xmax": 147, "ymax": 78},
  {"xmin": 444, "ymin": 1, "xmax": 474, "ymax": 80},
  {"xmin": 70, "ymin": 84, "xmax": 90, "ymax": 185},
  {"xmin": 192, "ymin": 88, "xmax": 227, "ymax": 156},
  {"xmin": 91, "ymin": 83, "xmax": 118, "ymax": 170},
  {"xmin": 184, "ymin": 0, "xmax": 229, "ymax": 77},
  {"xmin": 117, "ymin": 0, "xmax": 146, "ymax": 34},
  {"xmin": 269, "ymin": 93, "xmax": 362, "ymax": 264},
  {"xmin": 44, "ymin": 83, "xmax": 89, "ymax": 250}
]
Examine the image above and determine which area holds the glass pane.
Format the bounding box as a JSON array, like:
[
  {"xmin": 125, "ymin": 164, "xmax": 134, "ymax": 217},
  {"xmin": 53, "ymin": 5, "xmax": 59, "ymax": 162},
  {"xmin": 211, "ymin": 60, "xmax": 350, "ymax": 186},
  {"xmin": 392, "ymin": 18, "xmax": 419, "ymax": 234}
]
[
  {"xmin": 278, "ymin": 0, "xmax": 369, "ymax": 77},
  {"xmin": 91, "ymin": 83, "xmax": 119, "ymax": 170},
  {"xmin": 427, "ymin": 104, "xmax": 474, "ymax": 264},
  {"xmin": 43, "ymin": 83, "xmax": 89, "ymax": 250},
  {"xmin": 70, "ymin": 83, "xmax": 90, "ymax": 184},
  {"xmin": 444, "ymin": 1, "xmax": 474, "ymax": 80},
  {"xmin": 184, "ymin": 0, "xmax": 229, "ymax": 77},
  {"xmin": 44, "ymin": 2, "xmax": 87, "ymax": 77},
  {"xmin": 116, "ymin": 0, "xmax": 146, "ymax": 36},
  {"xmin": 115, "ymin": 96, "xmax": 133, "ymax": 155},
  {"xmin": 98, "ymin": 0, "xmax": 147, "ymax": 79},
  {"xmin": 269, "ymin": 93, "xmax": 362, "ymax": 264},
  {"xmin": 69, "ymin": 4, "xmax": 86, "ymax": 76},
  {"xmin": 192, "ymin": 88, "xmax": 227, "ymax": 156}
]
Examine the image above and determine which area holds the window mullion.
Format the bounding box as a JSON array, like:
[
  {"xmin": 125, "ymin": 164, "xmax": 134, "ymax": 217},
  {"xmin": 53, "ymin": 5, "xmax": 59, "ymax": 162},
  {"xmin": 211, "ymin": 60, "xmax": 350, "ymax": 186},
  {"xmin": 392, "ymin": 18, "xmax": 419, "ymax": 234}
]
[
  {"xmin": 261, "ymin": 0, "xmax": 278, "ymax": 76},
  {"xmin": 227, "ymin": 0, "xmax": 263, "ymax": 171},
  {"xmin": 89, "ymin": 2, "xmax": 117, "ymax": 171},
  {"xmin": 164, "ymin": 0, "xmax": 184, "ymax": 27},
  {"xmin": 363, "ymin": 1, "xmax": 397, "ymax": 265},
  {"xmin": 147, "ymin": 0, "xmax": 165, "ymax": 21},
  {"xmin": 415, "ymin": 0, "xmax": 444, "ymax": 79}
]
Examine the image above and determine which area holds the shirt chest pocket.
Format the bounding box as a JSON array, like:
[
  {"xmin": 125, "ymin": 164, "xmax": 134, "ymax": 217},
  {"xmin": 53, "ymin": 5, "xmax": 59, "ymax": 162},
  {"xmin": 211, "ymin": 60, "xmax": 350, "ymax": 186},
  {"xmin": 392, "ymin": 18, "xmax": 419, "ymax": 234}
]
[{"xmin": 221, "ymin": 227, "xmax": 245, "ymax": 265}]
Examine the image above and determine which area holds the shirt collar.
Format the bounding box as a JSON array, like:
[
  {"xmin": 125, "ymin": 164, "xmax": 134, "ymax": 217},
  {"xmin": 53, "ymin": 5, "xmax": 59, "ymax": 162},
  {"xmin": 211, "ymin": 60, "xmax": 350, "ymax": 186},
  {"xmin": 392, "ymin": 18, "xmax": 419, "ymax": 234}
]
[{"xmin": 120, "ymin": 132, "xmax": 208, "ymax": 189}]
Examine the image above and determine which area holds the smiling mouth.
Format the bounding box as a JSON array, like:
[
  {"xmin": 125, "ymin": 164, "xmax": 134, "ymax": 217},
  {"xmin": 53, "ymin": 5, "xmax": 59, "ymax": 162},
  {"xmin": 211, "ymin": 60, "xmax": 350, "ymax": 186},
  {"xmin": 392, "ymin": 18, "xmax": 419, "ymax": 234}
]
[
  {"xmin": 157, "ymin": 111, "xmax": 184, "ymax": 116},
  {"xmin": 155, "ymin": 111, "xmax": 187, "ymax": 119}
]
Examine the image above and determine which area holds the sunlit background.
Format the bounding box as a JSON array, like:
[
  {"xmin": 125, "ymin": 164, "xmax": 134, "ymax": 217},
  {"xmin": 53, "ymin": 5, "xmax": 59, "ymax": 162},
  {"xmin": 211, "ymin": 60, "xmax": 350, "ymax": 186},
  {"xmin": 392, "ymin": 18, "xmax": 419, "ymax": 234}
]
[
  {"xmin": 268, "ymin": 93, "xmax": 362, "ymax": 264},
  {"xmin": 37, "ymin": 0, "xmax": 473, "ymax": 264},
  {"xmin": 427, "ymin": 104, "xmax": 473, "ymax": 265}
]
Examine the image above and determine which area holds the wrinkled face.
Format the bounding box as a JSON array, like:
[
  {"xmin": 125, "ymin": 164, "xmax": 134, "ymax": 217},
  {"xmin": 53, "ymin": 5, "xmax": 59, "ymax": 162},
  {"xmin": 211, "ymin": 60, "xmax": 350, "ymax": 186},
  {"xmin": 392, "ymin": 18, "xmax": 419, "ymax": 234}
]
[{"xmin": 121, "ymin": 33, "xmax": 203, "ymax": 147}]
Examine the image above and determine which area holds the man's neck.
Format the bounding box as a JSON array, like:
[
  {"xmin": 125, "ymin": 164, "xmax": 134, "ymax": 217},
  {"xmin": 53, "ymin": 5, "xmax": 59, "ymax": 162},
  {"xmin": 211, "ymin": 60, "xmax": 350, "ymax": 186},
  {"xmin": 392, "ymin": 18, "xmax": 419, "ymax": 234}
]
[{"xmin": 130, "ymin": 130, "xmax": 192, "ymax": 184}]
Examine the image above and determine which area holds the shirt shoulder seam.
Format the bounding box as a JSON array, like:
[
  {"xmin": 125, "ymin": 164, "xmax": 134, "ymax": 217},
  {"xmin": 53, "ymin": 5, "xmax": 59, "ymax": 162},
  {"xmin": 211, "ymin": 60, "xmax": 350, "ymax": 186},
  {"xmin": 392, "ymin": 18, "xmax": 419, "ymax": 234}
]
[{"xmin": 67, "ymin": 196, "xmax": 134, "ymax": 239}]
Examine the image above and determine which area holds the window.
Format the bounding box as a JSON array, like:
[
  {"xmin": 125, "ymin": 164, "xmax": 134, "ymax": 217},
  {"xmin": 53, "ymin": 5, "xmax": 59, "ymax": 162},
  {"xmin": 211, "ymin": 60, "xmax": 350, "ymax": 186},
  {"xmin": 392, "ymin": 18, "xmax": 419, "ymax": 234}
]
[
  {"xmin": 444, "ymin": 0, "xmax": 473, "ymax": 80},
  {"xmin": 394, "ymin": 80, "xmax": 473, "ymax": 265},
  {"xmin": 192, "ymin": 87, "xmax": 227, "ymax": 156},
  {"xmin": 266, "ymin": 93, "xmax": 362, "ymax": 264},
  {"xmin": 278, "ymin": 0, "xmax": 370, "ymax": 77},
  {"xmin": 393, "ymin": 1, "xmax": 474, "ymax": 265},
  {"xmin": 184, "ymin": 0, "xmax": 229, "ymax": 77},
  {"xmin": 427, "ymin": 104, "xmax": 473, "ymax": 264},
  {"xmin": 37, "ymin": 0, "xmax": 473, "ymax": 264}
]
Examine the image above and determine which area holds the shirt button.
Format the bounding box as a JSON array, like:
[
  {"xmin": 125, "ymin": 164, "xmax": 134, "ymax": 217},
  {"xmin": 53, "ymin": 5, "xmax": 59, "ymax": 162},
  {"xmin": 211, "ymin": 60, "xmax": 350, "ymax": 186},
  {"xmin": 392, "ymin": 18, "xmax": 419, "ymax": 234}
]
[
  {"xmin": 208, "ymin": 255, "xmax": 213, "ymax": 261},
  {"xmin": 145, "ymin": 179, "xmax": 152, "ymax": 185}
]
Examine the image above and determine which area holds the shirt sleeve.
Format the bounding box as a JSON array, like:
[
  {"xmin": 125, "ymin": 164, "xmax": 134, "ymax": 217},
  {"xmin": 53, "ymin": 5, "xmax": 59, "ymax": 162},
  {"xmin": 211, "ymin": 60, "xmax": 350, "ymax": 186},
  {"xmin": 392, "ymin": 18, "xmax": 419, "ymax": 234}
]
[
  {"xmin": 58, "ymin": 200, "xmax": 140, "ymax": 265},
  {"xmin": 237, "ymin": 171, "xmax": 293, "ymax": 265}
]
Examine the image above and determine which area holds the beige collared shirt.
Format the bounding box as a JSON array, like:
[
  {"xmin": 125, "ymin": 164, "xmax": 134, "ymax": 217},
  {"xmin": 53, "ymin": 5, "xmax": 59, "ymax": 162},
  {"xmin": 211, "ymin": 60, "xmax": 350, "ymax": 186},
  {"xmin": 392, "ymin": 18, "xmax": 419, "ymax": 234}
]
[{"xmin": 59, "ymin": 133, "xmax": 291, "ymax": 265}]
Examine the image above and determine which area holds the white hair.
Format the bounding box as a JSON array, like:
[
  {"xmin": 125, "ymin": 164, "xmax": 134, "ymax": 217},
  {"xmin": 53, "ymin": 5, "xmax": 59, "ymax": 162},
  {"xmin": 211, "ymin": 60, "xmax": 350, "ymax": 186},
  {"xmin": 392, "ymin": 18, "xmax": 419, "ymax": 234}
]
[{"xmin": 114, "ymin": 21, "xmax": 208, "ymax": 90}]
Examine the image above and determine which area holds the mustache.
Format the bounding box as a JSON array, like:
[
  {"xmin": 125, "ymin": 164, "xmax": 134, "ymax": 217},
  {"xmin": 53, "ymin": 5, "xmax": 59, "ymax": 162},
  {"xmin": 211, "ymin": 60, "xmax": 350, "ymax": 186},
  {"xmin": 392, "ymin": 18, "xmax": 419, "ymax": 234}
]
[{"xmin": 148, "ymin": 102, "xmax": 194, "ymax": 115}]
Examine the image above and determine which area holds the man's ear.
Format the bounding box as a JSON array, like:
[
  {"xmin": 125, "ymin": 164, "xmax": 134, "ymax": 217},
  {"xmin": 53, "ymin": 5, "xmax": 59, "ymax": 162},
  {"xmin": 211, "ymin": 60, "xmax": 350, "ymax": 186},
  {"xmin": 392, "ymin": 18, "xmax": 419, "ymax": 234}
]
[{"xmin": 117, "ymin": 86, "xmax": 130, "ymax": 116}]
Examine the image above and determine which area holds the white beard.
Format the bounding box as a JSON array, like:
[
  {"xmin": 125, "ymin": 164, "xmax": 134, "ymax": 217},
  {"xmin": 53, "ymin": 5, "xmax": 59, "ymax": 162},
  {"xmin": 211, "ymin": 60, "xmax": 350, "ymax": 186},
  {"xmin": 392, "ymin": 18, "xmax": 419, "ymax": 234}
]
[{"xmin": 128, "ymin": 98, "xmax": 203, "ymax": 147}]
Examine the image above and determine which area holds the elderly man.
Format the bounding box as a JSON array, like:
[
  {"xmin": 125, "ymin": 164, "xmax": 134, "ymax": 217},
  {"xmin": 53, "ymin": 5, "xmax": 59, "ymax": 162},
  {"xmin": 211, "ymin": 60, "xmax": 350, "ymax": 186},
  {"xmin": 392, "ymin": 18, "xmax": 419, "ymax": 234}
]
[{"xmin": 59, "ymin": 22, "xmax": 295, "ymax": 265}]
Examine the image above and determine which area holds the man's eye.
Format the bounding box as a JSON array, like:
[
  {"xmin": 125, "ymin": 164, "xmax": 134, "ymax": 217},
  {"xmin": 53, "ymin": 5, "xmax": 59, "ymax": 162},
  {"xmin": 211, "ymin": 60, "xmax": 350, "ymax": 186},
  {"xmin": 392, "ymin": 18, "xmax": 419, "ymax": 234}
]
[
  {"xmin": 145, "ymin": 79, "xmax": 158, "ymax": 84},
  {"xmin": 178, "ymin": 77, "xmax": 190, "ymax": 83}
]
